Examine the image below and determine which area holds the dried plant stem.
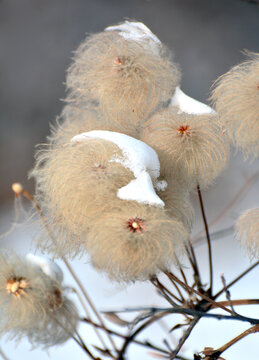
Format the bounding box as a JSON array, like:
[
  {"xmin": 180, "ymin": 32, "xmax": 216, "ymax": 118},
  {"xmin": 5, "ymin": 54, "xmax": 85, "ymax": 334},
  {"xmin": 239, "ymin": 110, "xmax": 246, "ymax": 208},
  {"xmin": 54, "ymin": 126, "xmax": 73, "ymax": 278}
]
[
  {"xmin": 18, "ymin": 186, "xmax": 117, "ymax": 356},
  {"xmin": 74, "ymin": 328, "xmax": 100, "ymax": 360},
  {"xmin": 214, "ymin": 261, "xmax": 259, "ymax": 299},
  {"xmin": 169, "ymin": 277, "xmax": 186, "ymax": 303},
  {"xmin": 0, "ymin": 348, "xmax": 9, "ymax": 360},
  {"xmin": 117, "ymin": 310, "xmax": 171, "ymax": 360},
  {"xmin": 197, "ymin": 185, "xmax": 213, "ymax": 295},
  {"xmin": 81, "ymin": 317, "xmax": 173, "ymax": 357},
  {"xmin": 203, "ymin": 324, "xmax": 259, "ymax": 359},
  {"xmin": 169, "ymin": 316, "xmax": 200, "ymax": 359},
  {"xmin": 164, "ymin": 272, "xmax": 232, "ymax": 314},
  {"xmin": 150, "ymin": 277, "xmax": 182, "ymax": 305},
  {"xmin": 211, "ymin": 299, "xmax": 259, "ymax": 308},
  {"xmin": 72, "ymin": 287, "xmax": 109, "ymax": 352},
  {"xmin": 62, "ymin": 259, "xmax": 117, "ymax": 355},
  {"xmin": 48, "ymin": 311, "xmax": 96, "ymax": 358},
  {"xmin": 178, "ymin": 265, "xmax": 189, "ymax": 290},
  {"xmin": 185, "ymin": 241, "xmax": 203, "ymax": 293},
  {"xmin": 193, "ymin": 171, "xmax": 259, "ymax": 243}
]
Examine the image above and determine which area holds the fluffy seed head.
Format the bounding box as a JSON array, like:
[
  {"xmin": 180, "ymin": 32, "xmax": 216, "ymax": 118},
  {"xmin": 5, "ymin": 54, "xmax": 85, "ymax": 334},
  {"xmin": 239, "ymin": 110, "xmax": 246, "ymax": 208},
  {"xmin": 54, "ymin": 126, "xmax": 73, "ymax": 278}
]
[
  {"xmin": 85, "ymin": 201, "xmax": 189, "ymax": 282},
  {"xmin": 26, "ymin": 296, "xmax": 79, "ymax": 348},
  {"xmin": 30, "ymin": 138, "xmax": 134, "ymax": 258},
  {"xmin": 0, "ymin": 251, "xmax": 63, "ymax": 341},
  {"xmin": 211, "ymin": 52, "xmax": 259, "ymax": 159},
  {"xmin": 51, "ymin": 104, "xmax": 139, "ymax": 146},
  {"xmin": 141, "ymin": 108, "xmax": 230, "ymax": 189},
  {"xmin": 66, "ymin": 31, "xmax": 180, "ymax": 128},
  {"xmin": 235, "ymin": 208, "xmax": 259, "ymax": 259}
]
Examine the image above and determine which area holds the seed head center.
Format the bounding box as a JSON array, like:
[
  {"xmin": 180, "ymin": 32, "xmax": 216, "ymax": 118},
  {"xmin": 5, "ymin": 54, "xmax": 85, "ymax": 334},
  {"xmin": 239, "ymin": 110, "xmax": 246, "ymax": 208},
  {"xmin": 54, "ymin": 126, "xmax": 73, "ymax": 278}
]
[
  {"xmin": 114, "ymin": 56, "xmax": 127, "ymax": 66},
  {"xmin": 6, "ymin": 277, "xmax": 28, "ymax": 298},
  {"xmin": 127, "ymin": 217, "xmax": 145, "ymax": 233},
  {"xmin": 177, "ymin": 124, "xmax": 191, "ymax": 136}
]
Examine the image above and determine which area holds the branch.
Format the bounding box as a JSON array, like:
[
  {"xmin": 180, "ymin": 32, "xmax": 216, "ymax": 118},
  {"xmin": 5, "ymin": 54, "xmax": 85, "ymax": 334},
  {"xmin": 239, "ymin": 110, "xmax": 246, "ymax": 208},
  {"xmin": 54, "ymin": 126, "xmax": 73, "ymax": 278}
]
[
  {"xmin": 169, "ymin": 317, "xmax": 200, "ymax": 359},
  {"xmin": 197, "ymin": 185, "xmax": 213, "ymax": 294},
  {"xmin": 202, "ymin": 324, "xmax": 259, "ymax": 359},
  {"xmin": 107, "ymin": 306, "xmax": 259, "ymax": 325},
  {"xmin": 214, "ymin": 261, "xmax": 259, "ymax": 299}
]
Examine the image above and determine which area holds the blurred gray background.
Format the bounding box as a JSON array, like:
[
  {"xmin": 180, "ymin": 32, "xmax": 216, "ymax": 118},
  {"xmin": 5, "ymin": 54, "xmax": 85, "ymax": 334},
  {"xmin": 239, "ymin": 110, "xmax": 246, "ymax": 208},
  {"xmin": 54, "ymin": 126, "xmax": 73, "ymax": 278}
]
[{"xmin": 0, "ymin": 0, "xmax": 259, "ymax": 204}]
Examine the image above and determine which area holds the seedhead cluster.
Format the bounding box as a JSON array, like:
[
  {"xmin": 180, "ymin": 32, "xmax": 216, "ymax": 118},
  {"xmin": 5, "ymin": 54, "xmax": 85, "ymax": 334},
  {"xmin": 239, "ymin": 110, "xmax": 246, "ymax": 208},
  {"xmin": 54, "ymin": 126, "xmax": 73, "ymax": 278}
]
[
  {"xmin": 29, "ymin": 21, "xmax": 259, "ymax": 281},
  {"xmin": 2, "ymin": 20, "xmax": 258, "ymax": 358}
]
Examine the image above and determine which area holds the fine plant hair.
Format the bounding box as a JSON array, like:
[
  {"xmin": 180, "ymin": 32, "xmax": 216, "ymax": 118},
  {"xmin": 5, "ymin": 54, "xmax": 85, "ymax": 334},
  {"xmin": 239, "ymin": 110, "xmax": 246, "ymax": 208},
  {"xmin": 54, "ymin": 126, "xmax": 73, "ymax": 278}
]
[
  {"xmin": 141, "ymin": 107, "xmax": 230, "ymax": 189},
  {"xmin": 26, "ymin": 296, "xmax": 79, "ymax": 348},
  {"xmin": 85, "ymin": 201, "xmax": 189, "ymax": 282},
  {"xmin": 50, "ymin": 104, "xmax": 140, "ymax": 146},
  {"xmin": 30, "ymin": 138, "xmax": 135, "ymax": 258},
  {"xmin": 157, "ymin": 177, "xmax": 194, "ymax": 231},
  {"xmin": 211, "ymin": 52, "xmax": 259, "ymax": 159},
  {"xmin": 0, "ymin": 251, "xmax": 63, "ymax": 341},
  {"xmin": 235, "ymin": 208, "xmax": 259, "ymax": 259},
  {"xmin": 66, "ymin": 31, "xmax": 181, "ymax": 129}
]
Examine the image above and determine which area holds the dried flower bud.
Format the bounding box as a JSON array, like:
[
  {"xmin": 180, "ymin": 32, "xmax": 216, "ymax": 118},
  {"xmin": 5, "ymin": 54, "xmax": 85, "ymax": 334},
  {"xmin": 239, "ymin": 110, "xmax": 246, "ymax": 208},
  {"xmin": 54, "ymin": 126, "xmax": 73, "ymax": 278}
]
[
  {"xmin": 235, "ymin": 208, "xmax": 259, "ymax": 259},
  {"xmin": 86, "ymin": 201, "xmax": 189, "ymax": 281},
  {"xmin": 211, "ymin": 52, "xmax": 259, "ymax": 159},
  {"xmin": 11, "ymin": 182, "xmax": 23, "ymax": 196},
  {"xmin": 141, "ymin": 108, "xmax": 230, "ymax": 189}
]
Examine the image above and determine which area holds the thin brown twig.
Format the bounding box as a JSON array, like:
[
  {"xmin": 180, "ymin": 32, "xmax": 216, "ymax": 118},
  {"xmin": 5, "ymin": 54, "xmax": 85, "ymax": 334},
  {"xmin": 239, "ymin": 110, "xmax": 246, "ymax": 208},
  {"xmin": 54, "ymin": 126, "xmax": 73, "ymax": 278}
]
[
  {"xmin": 117, "ymin": 311, "xmax": 171, "ymax": 360},
  {"xmin": 47, "ymin": 310, "xmax": 97, "ymax": 359},
  {"xmin": 202, "ymin": 324, "xmax": 259, "ymax": 359},
  {"xmin": 81, "ymin": 317, "xmax": 171, "ymax": 356},
  {"xmin": 197, "ymin": 185, "xmax": 213, "ymax": 295},
  {"xmin": 72, "ymin": 287, "xmax": 109, "ymax": 352},
  {"xmin": 167, "ymin": 275, "xmax": 186, "ymax": 303},
  {"xmin": 211, "ymin": 299, "xmax": 259, "ymax": 308},
  {"xmin": 185, "ymin": 241, "xmax": 203, "ymax": 293},
  {"xmin": 178, "ymin": 265, "xmax": 190, "ymax": 292},
  {"xmin": 63, "ymin": 259, "xmax": 118, "ymax": 355},
  {"xmin": 0, "ymin": 348, "xmax": 9, "ymax": 360},
  {"xmin": 214, "ymin": 261, "xmax": 259, "ymax": 299},
  {"xmin": 150, "ymin": 278, "xmax": 181, "ymax": 306},
  {"xmin": 193, "ymin": 171, "xmax": 259, "ymax": 243},
  {"xmin": 165, "ymin": 272, "xmax": 232, "ymax": 314},
  {"xmin": 169, "ymin": 317, "xmax": 200, "ymax": 359}
]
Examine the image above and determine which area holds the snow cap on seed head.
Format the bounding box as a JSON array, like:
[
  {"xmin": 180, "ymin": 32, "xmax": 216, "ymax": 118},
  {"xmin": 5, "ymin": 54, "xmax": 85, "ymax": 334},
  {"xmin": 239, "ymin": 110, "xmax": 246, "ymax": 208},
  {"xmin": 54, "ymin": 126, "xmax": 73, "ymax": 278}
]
[
  {"xmin": 171, "ymin": 87, "xmax": 215, "ymax": 115},
  {"xmin": 25, "ymin": 253, "xmax": 64, "ymax": 283},
  {"xmin": 66, "ymin": 23, "xmax": 180, "ymax": 127},
  {"xmin": 71, "ymin": 130, "xmax": 166, "ymax": 207},
  {"xmin": 105, "ymin": 20, "xmax": 161, "ymax": 54}
]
